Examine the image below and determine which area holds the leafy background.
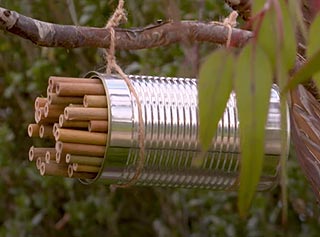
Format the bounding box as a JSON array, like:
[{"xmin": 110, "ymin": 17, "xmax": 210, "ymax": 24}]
[{"xmin": 0, "ymin": 0, "xmax": 319, "ymax": 236}]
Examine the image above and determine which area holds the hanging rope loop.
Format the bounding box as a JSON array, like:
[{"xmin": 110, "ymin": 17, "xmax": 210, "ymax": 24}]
[{"xmin": 105, "ymin": 0, "xmax": 146, "ymax": 188}]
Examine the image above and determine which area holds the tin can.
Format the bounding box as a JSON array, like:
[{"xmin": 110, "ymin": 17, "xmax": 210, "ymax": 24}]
[{"xmin": 85, "ymin": 72, "xmax": 289, "ymax": 191}]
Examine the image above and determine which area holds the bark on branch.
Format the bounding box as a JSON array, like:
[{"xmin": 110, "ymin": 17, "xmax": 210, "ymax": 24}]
[{"xmin": 0, "ymin": 7, "xmax": 252, "ymax": 50}]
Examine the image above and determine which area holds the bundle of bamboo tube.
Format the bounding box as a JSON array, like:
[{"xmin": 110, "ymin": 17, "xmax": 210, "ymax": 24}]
[{"xmin": 27, "ymin": 76, "xmax": 108, "ymax": 180}]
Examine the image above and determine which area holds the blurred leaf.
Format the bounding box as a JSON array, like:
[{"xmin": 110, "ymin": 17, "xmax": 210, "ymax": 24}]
[
  {"xmin": 252, "ymin": 0, "xmax": 266, "ymax": 15},
  {"xmin": 255, "ymin": 1, "xmax": 295, "ymax": 77},
  {"xmin": 255, "ymin": 5, "xmax": 277, "ymax": 68},
  {"xmin": 198, "ymin": 49, "xmax": 234, "ymax": 150},
  {"xmin": 279, "ymin": 0, "xmax": 296, "ymax": 73},
  {"xmin": 288, "ymin": 0, "xmax": 307, "ymax": 43},
  {"xmin": 67, "ymin": 0, "xmax": 79, "ymax": 25},
  {"xmin": 79, "ymin": 4, "xmax": 97, "ymax": 25},
  {"xmin": 307, "ymin": 13, "xmax": 320, "ymax": 89},
  {"xmin": 235, "ymin": 44, "xmax": 272, "ymax": 217},
  {"xmin": 283, "ymin": 49, "xmax": 320, "ymax": 93},
  {"xmin": 307, "ymin": 13, "xmax": 320, "ymax": 58}
]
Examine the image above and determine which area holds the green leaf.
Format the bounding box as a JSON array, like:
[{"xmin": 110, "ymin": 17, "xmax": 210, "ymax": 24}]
[
  {"xmin": 283, "ymin": 49, "xmax": 320, "ymax": 94},
  {"xmin": 255, "ymin": 6, "xmax": 277, "ymax": 68},
  {"xmin": 307, "ymin": 13, "xmax": 320, "ymax": 58},
  {"xmin": 198, "ymin": 49, "xmax": 235, "ymax": 150},
  {"xmin": 256, "ymin": 1, "xmax": 296, "ymax": 75},
  {"xmin": 307, "ymin": 13, "xmax": 320, "ymax": 89},
  {"xmin": 288, "ymin": 0, "xmax": 307, "ymax": 53},
  {"xmin": 252, "ymin": 0, "xmax": 266, "ymax": 15},
  {"xmin": 279, "ymin": 0, "xmax": 296, "ymax": 73},
  {"xmin": 235, "ymin": 44, "xmax": 272, "ymax": 217},
  {"xmin": 283, "ymin": 13, "xmax": 320, "ymax": 93}
]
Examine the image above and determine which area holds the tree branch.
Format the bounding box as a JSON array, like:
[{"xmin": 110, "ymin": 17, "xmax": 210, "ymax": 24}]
[{"xmin": 0, "ymin": 7, "xmax": 253, "ymax": 50}]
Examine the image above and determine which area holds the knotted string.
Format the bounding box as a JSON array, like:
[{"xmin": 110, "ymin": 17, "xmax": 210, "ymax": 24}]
[
  {"xmin": 212, "ymin": 10, "xmax": 238, "ymax": 47},
  {"xmin": 223, "ymin": 11, "xmax": 238, "ymax": 47},
  {"xmin": 105, "ymin": 0, "xmax": 145, "ymax": 188}
]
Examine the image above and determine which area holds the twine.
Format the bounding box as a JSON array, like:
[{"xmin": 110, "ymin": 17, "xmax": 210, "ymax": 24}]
[
  {"xmin": 212, "ymin": 11, "xmax": 238, "ymax": 47},
  {"xmin": 105, "ymin": 0, "xmax": 145, "ymax": 188},
  {"xmin": 223, "ymin": 11, "xmax": 238, "ymax": 47}
]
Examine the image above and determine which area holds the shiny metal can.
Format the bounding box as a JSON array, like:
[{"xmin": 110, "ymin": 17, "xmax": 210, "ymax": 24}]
[{"xmin": 85, "ymin": 72, "xmax": 289, "ymax": 191}]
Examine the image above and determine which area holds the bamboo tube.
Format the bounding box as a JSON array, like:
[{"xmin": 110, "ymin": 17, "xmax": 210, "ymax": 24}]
[
  {"xmin": 83, "ymin": 95, "xmax": 107, "ymax": 108},
  {"xmin": 66, "ymin": 154, "xmax": 103, "ymax": 166},
  {"xmin": 47, "ymin": 86, "xmax": 53, "ymax": 94},
  {"xmin": 39, "ymin": 125, "xmax": 54, "ymax": 139},
  {"xmin": 68, "ymin": 165, "xmax": 96, "ymax": 179},
  {"xmin": 35, "ymin": 108, "xmax": 57, "ymax": 124},
  {"xmin": 72, "ymin": 163, "xmax": 100, "ymax": 173},
  {"xmin": 53, "ymin": 123, "xmax": 60, "ymax": 135},
  {"xmin": 29, "ymin": 147, "xmax": 56, "ymax": 161},
  {"xmin": 64, "ymin": 107, "xmax": 108, "ymax": 121},
  {"xmin": 55, "ymin": 151, "xmax": 67, "ymax": 164},
  {"xmin": 28, "ymin": 124, "xmax": 40, "ymax": 137},
  {"xmin": 49, "ymin": 76, "xmax": 101, "ymax": 91},
  {"xmin": 59, "ymin": 114, "xmax": 88, "ymax": 128},
  {"xmin": 56, "ymin": 142, "xmax": 105, "ymax": 157},
  {"xmin": 56, "ymin": 82, "xmax": 105, "ymax": 96},
  {"xmin": 67, "ymin": 164, "xmax": 73, "ymax": 177},
  {"xmin": 40, "ymin": 162, "xmax": 69, "ymax": 177},
  {"xmin": 36, "ymin": 157, "xmax": 46, "ymax": 170},
  {"xmin": 44, "ymin": 103, "xmax": 65, "ymax": 118},
  {"xmin": 68, "ymin": 104, "xmax": 84, "ymax": 108},
  {"xmin": 34, "ymin": 97, "xmax": 47, "ymax": 109},
  {"xmin": 34, "ymin": 108, "xmax": 43, "ymax": 123},
  {"xmin": 45, "ymin": 150, "xmax": 56, "ymax": 163},
  {"xmin": 48, "ymin": 93, "xmax": 84, "ymax": 105},
  {"xmin": 88, "ymin": 120, "xmax": 108, "ymax": 133},
  {"xmin": 55, "ymin": 128, "xmax": 107, "ymax": 145},
  {"xmin": 37, "ymin": 117, "xmax": 58, "ymax": 124}
]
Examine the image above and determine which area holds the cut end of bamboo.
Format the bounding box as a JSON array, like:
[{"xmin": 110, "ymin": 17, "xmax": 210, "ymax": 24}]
[
  {"xmin": 35, "ymin": 109, "xmax": 42, "ymax": 123},
  {"xmin": 59, "ymin": 114, "xmax": 64, "ymax": 127},
  {"xmin": 35, "ymin": 97, "xmax": 47, "ymax": 109},
  {"xmin": 56, "ymin": 151, "xmax": 63, "ymax": 164},
  {"xmin": 28, "ymin": 124, "xmax": 40, "ymax": 138},
  {"xmin": 39, "ymin": 125, "xmax": 54, "ymax": 139},
  {"xmin": 66, "ymin": 154, "xmax": 71, "ymax": 163},
  {"xmin": 40, "ymin": 162, "xmax": 46, "ymax": 176},
  {"xmin": 39, "ymin": 125, "xmax": 45, "ymax": 138},
  {"xmin": 56, "ymin": 141, "xmax": 63, "ymax": 153},
  {"xmin": 36, "ymin": 157, "xmax": 44, "ymax": 170},
  {"xmin": 44, "ymin": 103, "xmax": 49, "ymax": 117},
  {"xmin": 28, "ymin": 146, "xmax": 35, "ymax": 161},
  {"xmin": 68, "ymin": 164, "xmax": 74, "ymax": 178},
  {"xmin": 45, "ymin": 151, "xmax": 52, "ymax": 163}
]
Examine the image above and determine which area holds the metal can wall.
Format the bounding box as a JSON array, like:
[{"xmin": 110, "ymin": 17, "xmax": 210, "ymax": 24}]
[{"xmin": 85, "ymin": 72, "xmax": 289, "ymax": 191}]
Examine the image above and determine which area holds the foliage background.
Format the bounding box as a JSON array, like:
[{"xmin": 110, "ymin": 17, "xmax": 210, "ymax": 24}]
[{"xmin": 0, "ymin": 0, "xmax": 319, "ymax": 236}]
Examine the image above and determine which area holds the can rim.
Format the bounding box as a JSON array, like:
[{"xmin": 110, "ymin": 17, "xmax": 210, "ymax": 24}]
[{"xmin": 79, "ymin": 71, "xmax": 114, "ymax": 184}]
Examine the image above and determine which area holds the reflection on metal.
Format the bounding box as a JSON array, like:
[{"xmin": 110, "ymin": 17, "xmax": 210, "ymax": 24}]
[{"xmin": 84, "ymin": 72, "xmax": 289, "ymax": 191}]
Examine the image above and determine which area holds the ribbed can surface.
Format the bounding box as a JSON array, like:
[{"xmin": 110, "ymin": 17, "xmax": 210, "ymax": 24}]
[{"xmin": 86, "ymin": 73, "xmax": 288, "ymax": 191}]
